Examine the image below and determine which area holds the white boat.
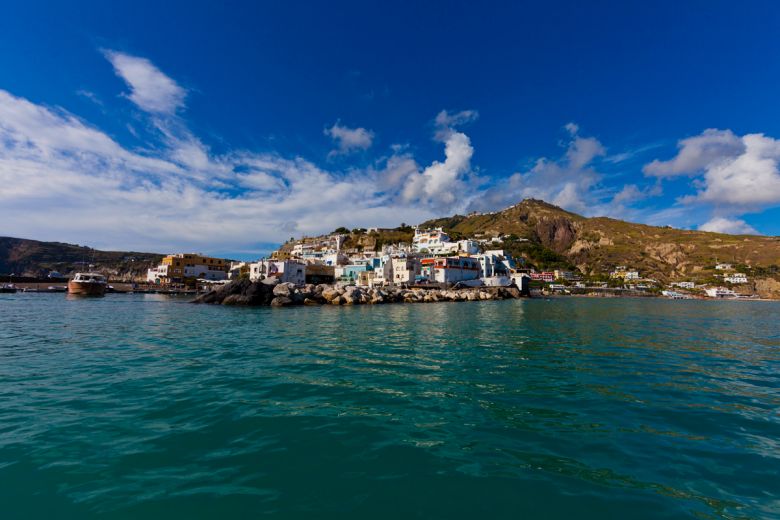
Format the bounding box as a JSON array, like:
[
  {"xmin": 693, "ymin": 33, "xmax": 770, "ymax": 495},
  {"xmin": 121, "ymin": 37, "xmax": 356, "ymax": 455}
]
[{"xmin": 68, "ymin": 272, "xmax": 107, "ymax": 296}]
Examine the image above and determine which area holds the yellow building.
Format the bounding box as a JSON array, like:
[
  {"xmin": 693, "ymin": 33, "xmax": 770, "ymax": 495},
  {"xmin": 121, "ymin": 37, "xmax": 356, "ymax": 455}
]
[{"xmin": 147, "ymin": 254, "xmax": 229, "ymax": 284}]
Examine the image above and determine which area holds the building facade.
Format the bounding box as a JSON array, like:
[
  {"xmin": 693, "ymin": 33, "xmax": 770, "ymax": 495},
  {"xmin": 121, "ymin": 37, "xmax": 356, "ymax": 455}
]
[
  {"xmin": 724, "ymin": 273, "xmax": 748, "ymax": 284},
  {"xmin": 421, "ymin": 256, "xmax": 481, "ymax": 284},
  {"xmin": 249, "ymin": 260, "xmax": 306, "ymax": 285},
  {"xmin": 147, "ymin": 254, "xmax": 229, "ymax": 284},
  {"xmin": 390, "ymin": 257, "xmax": 421, "ymax": 285}
]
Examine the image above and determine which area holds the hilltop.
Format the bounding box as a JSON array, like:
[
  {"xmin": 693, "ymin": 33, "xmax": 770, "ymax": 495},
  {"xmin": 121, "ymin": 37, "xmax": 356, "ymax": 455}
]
[
  {"xmin": 281, "ymin": 199, "xmax": 780, "ymax": 292},
  {"xmin": 420, "ymin": 199, "xmax": 780, "ymax": 281},
  {"xmin": 0, "ymin": 236, "xmax": 162, "ymax": 279}
]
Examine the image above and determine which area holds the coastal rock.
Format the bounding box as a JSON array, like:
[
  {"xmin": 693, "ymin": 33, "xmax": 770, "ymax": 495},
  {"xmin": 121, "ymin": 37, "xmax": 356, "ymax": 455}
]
[
  {"xmin": 223, "ymin": 294, "xmax": 250, "ymax": 305},
  {"xmin": 273, "ymin": 283, "xmax": 294, "ymax": 297},
  {"xmin": 322, "ymin": 287, "xmax": 341, "ymax": 302},
  {"xmin": 194, "ymin": 279, "xmax": 527, "ymax": 307},
  {"xmin": 271, "ymin": 296, "xmax": 293, "ymax": 307}
]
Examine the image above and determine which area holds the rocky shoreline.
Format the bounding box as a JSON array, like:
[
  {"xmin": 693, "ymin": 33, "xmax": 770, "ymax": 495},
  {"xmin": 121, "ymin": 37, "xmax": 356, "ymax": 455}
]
[{"xmin": 193, "ymin": 279, "xmax": 526, "ymax": 307}]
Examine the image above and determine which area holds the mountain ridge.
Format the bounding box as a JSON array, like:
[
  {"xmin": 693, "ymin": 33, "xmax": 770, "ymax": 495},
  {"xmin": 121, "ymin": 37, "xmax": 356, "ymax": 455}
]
[
  {"xmin": 4, "ymin": 199, "xmax": 780, "ymax": 285},
  {"xmin": 0, "ymin": 236, "xmax": 162, "ymax": 279},
  {"xmin": 419, "ymin": 199, "xmax": 780, "ymax": 280},
  {"xmin": 278, "ymin": 199, "xmax": 780, "ymax": 285}
]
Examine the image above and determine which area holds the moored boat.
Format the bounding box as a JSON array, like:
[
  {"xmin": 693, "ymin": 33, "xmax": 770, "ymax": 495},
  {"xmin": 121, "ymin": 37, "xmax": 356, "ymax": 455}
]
[
  {"xmin": 67, "ymin": 272, "xmax": 107, "ymax": 296},
  {"xmin": 0, "ymin": 283, "xmax": 17, "ymax": 293}
]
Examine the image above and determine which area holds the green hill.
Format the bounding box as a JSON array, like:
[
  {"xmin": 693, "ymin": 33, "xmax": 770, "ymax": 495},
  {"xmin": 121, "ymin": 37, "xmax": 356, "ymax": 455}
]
[
  {"xmin": 419, "ymin": 199, "xmax": 780, "ymax": 281},
  {"xmin": 0, "ymin": 236, "xmax": 162, "ymax": 280}
]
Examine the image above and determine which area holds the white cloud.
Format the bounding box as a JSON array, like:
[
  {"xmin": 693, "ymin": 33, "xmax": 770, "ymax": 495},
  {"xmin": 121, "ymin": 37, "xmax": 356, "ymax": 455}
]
[
  {"xmin": 325, "ymin": 122, "xmax": 374, "ymax": 156},
  {"xmin": 468, "ymin": 124, "xmax": 606, "ymax": 215},
  {"xmin": 642, "ymin": 128, "xmax": 780, "ymax": 234},
  {"xmin": 566, "ymin": 133, "xmax": 606, "ymax": 170},
  {"xmin": 692, "ymin": 133, "xmax": 780, "ymax": 207},
  {"xmin": 0, "ymin": 88, "xmax": 460, "ymax": 253},
  {"xmin": 102, "ymin": 50, "xmax": 186, "ymax": 114},
  {"xmin": 402, "ymin": 131, "xmax": 474, "ymax": 210},
  {"xmin": 643, "ymin": 129, "xmax": 744, "ymax": 177},
  {"xmin": 400, "ymin": 110, "xmax": 478, "ymax": 211},
  {"xmin": 699, "ymin": 217, "xmax": 758, "ymax": 235},
  {"xmin": 434, "ymin": 109, "xmax": 478, "ymax": 127},
  {"xmin": 611, "ymin": 184, "xmax": 643, "ymax": 205},
  {"xmin": 646, "ymin": 129, "xmax": 780, "ymax": 209}
]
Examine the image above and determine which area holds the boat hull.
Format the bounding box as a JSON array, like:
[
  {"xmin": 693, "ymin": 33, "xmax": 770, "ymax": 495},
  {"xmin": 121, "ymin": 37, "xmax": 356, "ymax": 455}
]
[{"xmin": 67, "ymin": 281, "xmax": 107, "ymax": 296}]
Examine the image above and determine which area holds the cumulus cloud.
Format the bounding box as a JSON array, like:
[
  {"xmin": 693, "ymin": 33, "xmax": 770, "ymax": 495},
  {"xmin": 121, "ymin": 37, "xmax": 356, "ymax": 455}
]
[
  {"xmin": 699, "ymin": 217, "xmax": 758, "ymax": 235},
  {"xmin": 641, "ymin": 128, "xmax": 780, "ymax": 234},
  {"xmin": 103, "ymin": 50, "xmax": 187, "ymax": 114},
  {"xmin": 692, "ymin": 134, "xmax": 780, "ymax": 207},
  {"xmin": 643, "ymin": 129, "xmax": 744, "ymax": 177},
  {"xmin": 325, "ymin": 122, "xmax": 374, "ymax": 156},
  {"xmin": 646, "ymin": 129, "xmax": 780, "ymax": 209},
  {"xmin": 0, "ymin": 87, "xmax": 462, "ymax": 252},
  {"xmin": 469, "ymin": 124, "xmax": 606, "ymax": 215},
  {"xmin": 433, "ymin": 109, "xmax": 478, "ymax": 140},
  {"xmin": 399, "ymin": 110, "xmax": 477, "ymax": 211}
]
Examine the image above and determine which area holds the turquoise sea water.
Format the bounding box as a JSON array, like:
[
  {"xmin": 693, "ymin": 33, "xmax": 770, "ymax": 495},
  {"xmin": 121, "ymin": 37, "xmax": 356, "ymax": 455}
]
[{"xmin": 1, "ymin": 294, "xmax": 779, "ymax": 519}]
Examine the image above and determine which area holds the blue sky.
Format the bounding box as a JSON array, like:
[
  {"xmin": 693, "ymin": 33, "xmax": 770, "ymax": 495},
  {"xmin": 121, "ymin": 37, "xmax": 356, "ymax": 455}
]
[{"xmin": 2, "ymin": 1, "xmax": 780, "ymax": 258}]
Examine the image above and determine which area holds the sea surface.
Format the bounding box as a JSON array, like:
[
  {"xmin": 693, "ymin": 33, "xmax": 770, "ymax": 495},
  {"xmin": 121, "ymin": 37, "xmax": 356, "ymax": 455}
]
[{"xmin": 1, "ymin": 293, "xmax": 779, "ymax": 519}]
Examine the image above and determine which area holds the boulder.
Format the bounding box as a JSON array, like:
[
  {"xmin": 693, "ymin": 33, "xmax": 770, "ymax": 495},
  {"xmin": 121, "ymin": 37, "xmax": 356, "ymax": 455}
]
[
  {"xmin": 273, "ymin": 283, "xmax": 294, "ymax": 297},
  {"xmin": 322, "ymin": 287, "xmax": 341, "ymax": 302},
  {"xmin": 270, "ymin": 296, "xmax": 293, "ymax": 307},
  {"xmin": 223, "ymin": 294, "xmax": 250, "ymax": 305}
]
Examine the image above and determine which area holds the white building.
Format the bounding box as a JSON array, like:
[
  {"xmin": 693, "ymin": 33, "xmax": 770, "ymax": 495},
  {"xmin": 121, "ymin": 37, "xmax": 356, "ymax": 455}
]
[
  {"xmin": 715, "ymin": 263, "xmax": 733, "ymax": 271},
  {"xmin": 724, "ymin": 273, "xmax": 748, "ymax": 284},
  {"xmin": 421, "ymin": 256, "xmax": 481, "ymax": 284},
  {"xmin": 228, "ymin": 262, "xmax": 249, "ymax": 280},
  {"xmin": 412, "ymin": 228, "xmax": 479, "ymax": 256},
  {"xmin": 554, "ymin": 270, "xmax": 580, "ymax": 281},
  {"xmin": 457, "ymin": 239, "xmax": 480, "ymax": 255},
  {"xmin": 249, "ymin": 260, "xmax": 306, "ymax": 285},
  {"xmin": 671, "ymin": 281, "xmax": 695, "ymax": 290},
  {"xmin": 705, "ymin": 287, "xmax": 738, "ymax": 298},
  {"xmin": 477, "ymin": 250, "xmax": 515, "ymax": 278},
  {"xmin": 390, "ymin": 257, "xmax": 421, "ymax": 285},
  {"xmin": 321, "ymin": 252, "xmax": 349, "ymax": 266},
  {"xmin": 412, "ymin": 227, "xmax": 451, "ymax": 254}
]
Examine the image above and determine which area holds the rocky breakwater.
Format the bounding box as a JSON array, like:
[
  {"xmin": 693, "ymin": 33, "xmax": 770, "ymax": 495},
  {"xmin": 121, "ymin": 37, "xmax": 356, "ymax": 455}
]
[{"xmin": 193, "ymin": 279, "xmax": 525, "ymax": 307}]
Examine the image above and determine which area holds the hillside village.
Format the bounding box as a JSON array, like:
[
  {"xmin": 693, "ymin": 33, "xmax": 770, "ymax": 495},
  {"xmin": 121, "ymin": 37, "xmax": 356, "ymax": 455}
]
[
  {"xmin": 145, "ymin": 215, "xmax": 779, "ymax": 300},
  {"xmin": 5, "ymin": 199, "xmax": 780, "ymax": 299}
]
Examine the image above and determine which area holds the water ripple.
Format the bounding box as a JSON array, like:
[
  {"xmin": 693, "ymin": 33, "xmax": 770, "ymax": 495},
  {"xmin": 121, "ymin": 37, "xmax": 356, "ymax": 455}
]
[{"xmin": 1, "ymin": 294, "xmax": 779, "ymax": 518}]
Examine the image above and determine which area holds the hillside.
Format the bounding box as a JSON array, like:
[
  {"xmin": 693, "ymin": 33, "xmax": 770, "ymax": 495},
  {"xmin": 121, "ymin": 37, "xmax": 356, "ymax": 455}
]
[
  {"xmin": 420, "ymin": 199, "xmax": 780, "ymax": 282},
  {"xmin": 0, "ymin": 237, "xmax": 162, "ymax": 280},
  {"xmin": 281, "ymin": 199, "xmax": 780, "ymax": 291}
]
